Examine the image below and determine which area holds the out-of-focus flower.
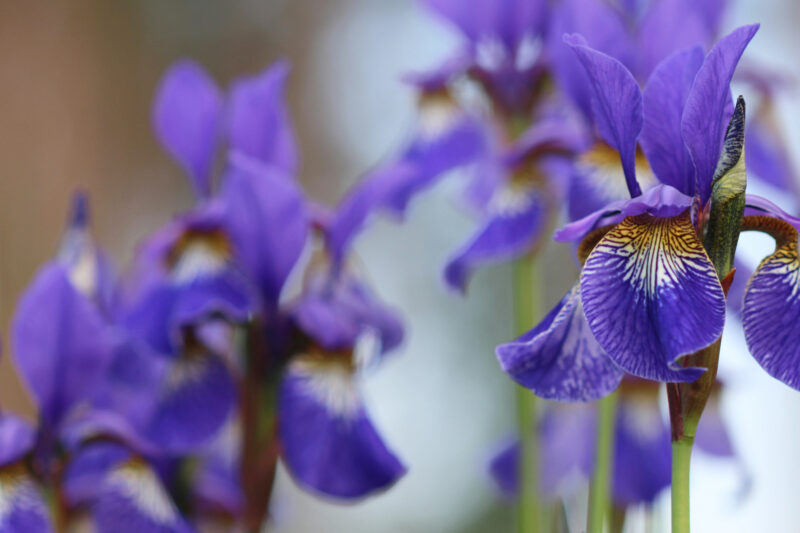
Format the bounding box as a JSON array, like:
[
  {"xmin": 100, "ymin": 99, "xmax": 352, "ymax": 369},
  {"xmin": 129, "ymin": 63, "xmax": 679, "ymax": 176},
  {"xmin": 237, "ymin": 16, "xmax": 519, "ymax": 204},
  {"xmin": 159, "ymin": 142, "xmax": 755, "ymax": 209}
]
[{"xmin": 488, "ymin": 378, "xmax": 735, "ymax": 506}]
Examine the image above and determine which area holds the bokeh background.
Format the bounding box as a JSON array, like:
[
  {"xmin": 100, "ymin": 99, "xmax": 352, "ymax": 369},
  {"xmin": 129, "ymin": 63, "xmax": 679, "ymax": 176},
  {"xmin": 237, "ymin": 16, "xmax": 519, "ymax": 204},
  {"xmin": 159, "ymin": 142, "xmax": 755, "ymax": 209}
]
[{"xmin": 0, "ymin": 1, "xmax": 798, "ymax": 531}]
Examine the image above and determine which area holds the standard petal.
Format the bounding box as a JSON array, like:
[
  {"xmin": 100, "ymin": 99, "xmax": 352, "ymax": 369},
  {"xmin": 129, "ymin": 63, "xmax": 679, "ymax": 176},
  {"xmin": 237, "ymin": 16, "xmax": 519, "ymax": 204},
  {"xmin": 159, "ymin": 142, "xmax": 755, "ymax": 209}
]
[
  {"xmin": 681, "ymin": 24, "xmax": 759, "ymax": 204},
  {"xmin": 0, "ymin": 465, "xmax": 54, "ymax": 533},
  {"xmin": 228, "ymin": 61, "xmax": 297, "ymax": 175},
  {"xmin": 152, "ymin": 60, "xmax": 222, "ymax": 198},
  {"xmin": 564, "ymin": 34, "xmax": 643, "ymax": 197},
  {"xmin": 444, "ymin": 189, "xmax": 545, "ymax": 292},
  {"xmin": 580, "ymin": 210, "xmax": 725, "ymax": 382},
  {"xmin": 640, "ymin": 47, "xmax": 705, "ymax": 194},
  {"xmin": 279, "ymin": 358, "xmax": 406, "ymax": 499},
  {"xmin": 91, "ymin": 460, "xmax": 193, "ymax": 533},
  {"xmin": 636, "ymin": 1, "xmax": 708, "ymax": 79},
  {"xmin": 496, "ymin": 285, "xmax": 622, "ymax": 401},
  {"xmin": 145, "ymin": 353, "xmax": 236, "ymax": 453},
  {"xmin": 293, "ymin": 270, "xmax": 404, "ymax": 357},
  {"xmin": 741, "ymin": 220, "xmax": 800, "ymax": 390},
  {"xmin": 12, "ymin": 263, "xmax": 114, "ymax": 427},
  {"xmin": 222, "ymin": 153, "xmax": 308, "ymax": 305}
]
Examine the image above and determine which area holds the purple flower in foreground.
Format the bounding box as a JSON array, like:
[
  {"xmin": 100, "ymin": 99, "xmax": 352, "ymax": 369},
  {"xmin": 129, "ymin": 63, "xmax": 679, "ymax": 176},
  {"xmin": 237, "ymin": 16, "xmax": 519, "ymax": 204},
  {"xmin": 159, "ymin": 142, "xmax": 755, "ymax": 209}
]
[{"xmin": 498, "ymin": 25, "xmax": 766, "ymax": 394}]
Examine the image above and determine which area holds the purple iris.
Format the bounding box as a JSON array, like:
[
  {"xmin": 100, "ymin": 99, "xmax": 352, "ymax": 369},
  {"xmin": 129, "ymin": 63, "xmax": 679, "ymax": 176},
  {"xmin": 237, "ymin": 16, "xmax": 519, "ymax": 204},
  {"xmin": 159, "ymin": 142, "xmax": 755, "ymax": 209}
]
[
  {"xmin": 489, "ymin": 378, "xmax": 735, "ymax": 507},
  {"xmin": 500, "ymin": 23, "xmax": 800, "ymax": 396}
]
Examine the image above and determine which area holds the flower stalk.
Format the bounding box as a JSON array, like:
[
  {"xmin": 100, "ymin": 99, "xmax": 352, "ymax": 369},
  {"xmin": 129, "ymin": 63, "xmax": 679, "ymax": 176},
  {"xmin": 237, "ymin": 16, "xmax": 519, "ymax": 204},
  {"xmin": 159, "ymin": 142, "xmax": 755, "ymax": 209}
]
[
  {"xmin": 586, "ymin": 390, "xmax": 618, "ymax": 533},
  {"xmin": 512, "ymin": 252, "xmax": 542, "ymax": 533}
]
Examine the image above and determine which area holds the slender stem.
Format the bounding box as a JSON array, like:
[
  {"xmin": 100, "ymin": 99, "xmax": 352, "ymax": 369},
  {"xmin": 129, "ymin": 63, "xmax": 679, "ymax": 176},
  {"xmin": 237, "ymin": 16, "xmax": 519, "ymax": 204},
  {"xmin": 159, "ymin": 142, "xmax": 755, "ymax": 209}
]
[
  {"xmin": 513, "ymin": 253, "xmax": 542, "ymax": 533},
  {"xmin": 671, "ymin": 437, "xmax": 694, "ymax": 533},
  {"xmin": 587, "ymin": 391, "xmax": 618, "ymax": 533}
]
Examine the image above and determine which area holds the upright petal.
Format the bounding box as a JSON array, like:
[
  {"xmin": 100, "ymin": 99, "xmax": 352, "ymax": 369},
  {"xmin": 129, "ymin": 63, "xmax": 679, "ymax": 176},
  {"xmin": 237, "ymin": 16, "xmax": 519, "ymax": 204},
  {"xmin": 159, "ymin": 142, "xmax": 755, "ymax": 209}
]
[
  {"xmin": 640, "ymin": 47, "xmax": 705, "ymax": 194},
  {"xmin": 445, "ymin": 188, "xmax": 545, "ymax": 292},
  {"xmin": 581, "ymin": 211, "xmax": 725, "ymax": 382},
  {"xmin": 564, "ymin": 34, "xmax": 643, "ymax": 197},
  {"xmin": 496, "ymin": 285, "xmax": 622, "ymax": 401},
  {"xmin": 279, "ymin": 358, "xmax": 406, "ymax": 499},
  {"xmin": 0, "ymin": 465, "xmax": 54, "ymax": 533},
  {"xmin": 228, "ymin": 61, "xmax": 298, "ymax": 175},
  {"xmin": 636, "ymin": 1, "xmax": 708, "ymax": 79},
  {"xmin": 741, "ymin": 215, "xmax": 800, "ymax": 390},
  {"xmin": 12, "ymin": 263, "xmax": 114, "ymax": 427},
  {"xmin": 152, "ymin": 60, "xmax": 222, "ymax": 199},
  {"xmin": 222, "ymin": 153, "xmax": 308, "ymax": 305},
  {"xmin": 681, "ymin": 24, "xmax": 759, "ymax": 204}
]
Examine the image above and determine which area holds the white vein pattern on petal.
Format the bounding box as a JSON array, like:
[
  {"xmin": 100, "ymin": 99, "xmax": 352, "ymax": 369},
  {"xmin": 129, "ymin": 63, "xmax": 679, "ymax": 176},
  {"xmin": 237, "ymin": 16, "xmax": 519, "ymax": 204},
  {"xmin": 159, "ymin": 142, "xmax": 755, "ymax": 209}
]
[
  {"xmin": 488, "ymin": 185, "xmax": 534, "ymax": 217},
  {"xmin": 0, "ymin": 470, "xmax": 48, "ymax": 526},
  {"xmin": 170, "ymin": 240, "xmax": 228, "ymax": 284},
  {"xmin": 290, "ymin": 358, "xmax": 362, "ymax": 419},
  {"xmin": 106, "ymin": 462, "xmax": 180, "ymax": 525}
]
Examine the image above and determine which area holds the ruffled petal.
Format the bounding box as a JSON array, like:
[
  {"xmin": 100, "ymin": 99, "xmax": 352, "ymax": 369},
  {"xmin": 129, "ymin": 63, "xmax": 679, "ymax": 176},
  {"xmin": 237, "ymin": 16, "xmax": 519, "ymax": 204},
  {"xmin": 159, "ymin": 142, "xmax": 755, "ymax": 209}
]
[
  {"xmin": 327, "ymin": 117, "xmax": 486, "ymax": 263},
  {"xmin": 278, "ymin": 358, "xmax": 406, "ymax": 499},
  {"xmin": 741, "ymin": 220, "xmax": 800, "ymax": 390},
  {"xmin": 12, "ymin": 263, "xmax": 114, "ymax": 427},
  {"xmin": 445, "ymin": 189, "xmax": 546, "ymax": 292},
  {"xmin": 91, "ymin": 459, "xmax": 193, "ymax": 533},
  {"xmin": 145, "ymin": 353, "xmax": 236, "ymax": 453},
  {"xmin": 640, "ymin": 47, "xmax": 705, "ymax": 194},
  {"xmin": 221, "ymin": 153, "xmax": 308, "ymax": 305},
  {"xmin": 0, "ymin": 465, "xmax": 54, "ymax": 533},
  {"xmin": 581, "ymin": 210, "xmax": 725, "ymax": 382},
  {"xmin": 556, "ymin": 184, "xmax": 693, "ymax": 243},
  {"xmin": 228, "ymin": 60, "xmax": 297, "ymax": 175},
  {"xmin": 612, "ymin": 401, "xmax": 671, "ymax": 505},
  {"xmin": 681, "ymin": 24, "xmax": 759, "ymax": 204},
  {"xmin": 564, "ymin": 34, "xmax": 643, "ymax": 197},
  {"xmin": 496, "ymin": 285, "xmax": 623, "ymax": 401},
  {"xmin": 152, "ymin": 60, "xmax": 222, "ymax": 199}
]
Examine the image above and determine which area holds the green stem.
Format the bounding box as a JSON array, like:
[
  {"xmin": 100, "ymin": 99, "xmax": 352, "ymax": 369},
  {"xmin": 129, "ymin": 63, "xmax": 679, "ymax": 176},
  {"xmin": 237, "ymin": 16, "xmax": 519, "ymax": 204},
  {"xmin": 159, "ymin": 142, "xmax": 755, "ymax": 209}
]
[
  {"xmin": 513, "ymin": 253, "xmax": 542, "ymax": 533},
  {"xmin": 587, "ymin": 391, "xmax": 618, "ymax": 533},
  {"xmin": 671, "ymin": 437, "xmax": 693, "ymax": 533}
]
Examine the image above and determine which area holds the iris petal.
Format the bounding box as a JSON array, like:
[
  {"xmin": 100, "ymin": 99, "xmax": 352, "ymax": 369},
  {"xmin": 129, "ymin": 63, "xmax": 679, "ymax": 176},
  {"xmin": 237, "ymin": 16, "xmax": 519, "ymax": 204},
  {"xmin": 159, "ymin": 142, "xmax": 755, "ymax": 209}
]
[
  {"xmin": 640, "ymin": 46, "xmax": 705, "ymax": 195},
  {"xmin": 152, "ymin": 60, "xmax": 221, "ymax": 199},
  {"xmin": 445, "ymin": 189, "xmax": 545, "ymax": 292},
  {"xmin": 496, "ymin": 285, "xmax": 622, "ymax": 401},
  {"xmin": 279, "ymin": 359, "xmax": 405, "ymax": 499},
  {"xmin": 0, "ymin": 466, "xmax": 53, "ymax": 533},
  {"xmin": 581, "ymin": 210, "xmax": 725, "ymax": 382},
  {"xmin": 228, "ymin": 60, "xmax": 297, "ymax": 175},
  {"xmin": 564, "ymin": 34, "xmax": 643, "ymax": 197},
  {"xmin": 681, "ymin": 24, "xmax": 759, "ymax": 204},
  {"xmin": 92, "ymin": 460, "xmax": 192, "ymax": 533},
  {"xmin": 742, "ymin": 217, "xmax": 800, "ymax": 390},
  {"xmin": 146, "ymin": 353, "xmax": 236, "ymax": 453},
  {"xmin": 12, "ymin": 263, "xmax": 114, "ymax": 427}
]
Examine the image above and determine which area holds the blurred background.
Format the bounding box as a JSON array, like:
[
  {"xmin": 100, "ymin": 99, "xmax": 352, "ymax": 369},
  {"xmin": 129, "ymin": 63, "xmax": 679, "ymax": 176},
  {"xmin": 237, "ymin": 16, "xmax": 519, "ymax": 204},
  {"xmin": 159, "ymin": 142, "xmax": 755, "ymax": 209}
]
[{"xmin": 0, "ymin": 1, "xmax": 799, "ymax": 531}]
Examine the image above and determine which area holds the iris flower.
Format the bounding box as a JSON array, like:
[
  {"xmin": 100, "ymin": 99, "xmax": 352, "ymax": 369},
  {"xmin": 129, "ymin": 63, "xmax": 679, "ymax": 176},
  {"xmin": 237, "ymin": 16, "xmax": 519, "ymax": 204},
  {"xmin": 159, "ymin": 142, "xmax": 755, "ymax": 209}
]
[{"xmin": 499, "ymin": 23, "xmax": 800, "ymax": 396}]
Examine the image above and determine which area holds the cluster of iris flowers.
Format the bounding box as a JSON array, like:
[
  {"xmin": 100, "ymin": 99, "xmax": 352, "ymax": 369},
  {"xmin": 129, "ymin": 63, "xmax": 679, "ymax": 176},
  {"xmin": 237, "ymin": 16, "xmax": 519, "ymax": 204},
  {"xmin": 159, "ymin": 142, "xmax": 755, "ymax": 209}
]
[{"xmin": 1, "ymin": 0, "xmax": 798, "ymax": 532}]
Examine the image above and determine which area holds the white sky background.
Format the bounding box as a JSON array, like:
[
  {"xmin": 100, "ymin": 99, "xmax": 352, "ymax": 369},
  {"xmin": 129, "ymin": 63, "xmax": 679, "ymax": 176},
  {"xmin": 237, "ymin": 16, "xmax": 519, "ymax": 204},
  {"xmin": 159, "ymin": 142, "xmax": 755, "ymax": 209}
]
[{"xmin": 268, "ymin": 1, "xmax": 800, "ymax": 532}]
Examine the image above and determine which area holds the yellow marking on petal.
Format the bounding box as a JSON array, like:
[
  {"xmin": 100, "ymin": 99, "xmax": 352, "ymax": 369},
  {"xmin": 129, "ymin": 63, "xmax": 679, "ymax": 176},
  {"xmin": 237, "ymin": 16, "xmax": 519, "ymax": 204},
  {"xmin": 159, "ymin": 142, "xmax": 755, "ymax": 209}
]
[
  {"xmin": 0, "ymin": 464, "xmax": 46, "ymax": 525},
  {"xmin": 107, "ymin": 460, "xmax": 180, "ymax": 525},
  {"xmin": 589, "ymin": 210, "xmax": 710, "ymax": 297},
  {"xmin": 291, "ymin": 350, "xmax": 360, "ymax": 418},
  {"xmin": 741, "ymin": 215, "xmax": 800, "ymax": 299},
  {"xmin": 168, "ymin": 228, "xmax": 232, "ymax": 283},
  {"xmin": 578, "ymin": 142, "xmax": 656, "ymax": 200}
]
